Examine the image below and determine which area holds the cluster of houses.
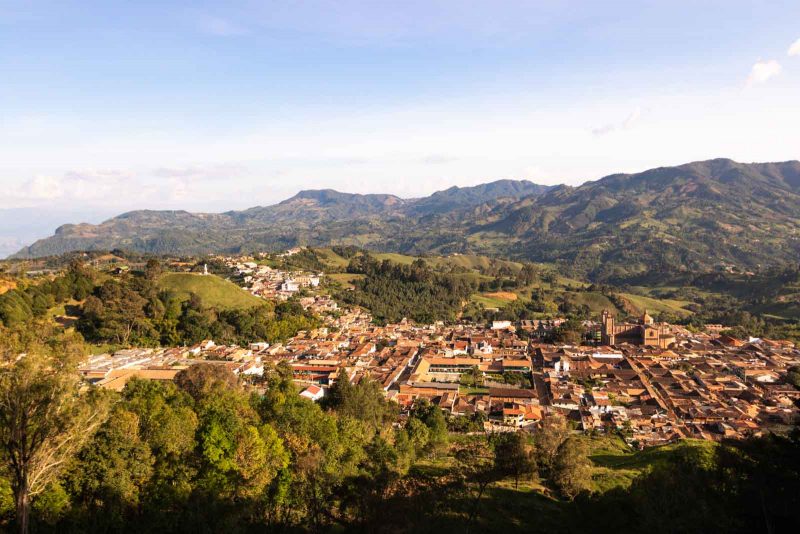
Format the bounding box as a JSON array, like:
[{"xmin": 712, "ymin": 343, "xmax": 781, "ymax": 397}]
[
  {"xmin": 218, "ymin": 255, "xmax": 321, "ymax": 300},
  {"xmin": 539, "ymin": 319, "xmax": 800, "ymax": 446},
  {"xmin": 78, "ymin": 341, "xmax": 267, "ymax": 391}
]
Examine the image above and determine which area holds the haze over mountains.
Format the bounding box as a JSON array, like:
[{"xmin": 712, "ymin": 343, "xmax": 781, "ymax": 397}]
[{"xmin": 13, "ymin": 159, "xmax": 800, "ymax": 282}]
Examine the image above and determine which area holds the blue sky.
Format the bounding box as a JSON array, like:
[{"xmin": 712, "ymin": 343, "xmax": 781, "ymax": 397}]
[{"xmin": 1, "ymin": 0, "xmax": 799, "ymax": 254}]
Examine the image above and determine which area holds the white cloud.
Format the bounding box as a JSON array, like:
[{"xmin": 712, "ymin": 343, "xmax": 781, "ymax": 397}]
[
  {"xmin": 15, "ymin": 175, "xmax": 64, "ymax": 201},
  {"xmin": 789, "ymin": 38, "xmax": 800, "ymax": 57},
  {"xmin": 3, "ymin": 171, "xmax": 130, "ymax": 208},
  {"xmin": 151, "ymin": 163, "xmax": 246, "ymax": 180},
  {"xmin": 746, "ymin": 59, "xmax": 782, "ymax": 86},
  {"xmin": 1, "ymin": 166, "xmax": 247, "ymax": 210},
  {"xmin": 592, "ymin": 107, "xmax": 642, "ymax": 136},
  {"xmin": 195, "ymin": 15, "xmax": 249, "ymax": 36}
]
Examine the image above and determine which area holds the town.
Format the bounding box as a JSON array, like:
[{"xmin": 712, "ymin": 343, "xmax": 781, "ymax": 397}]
[{"xmin": 77, "ymin": 259, "xmax": 800, "ymax": 449}]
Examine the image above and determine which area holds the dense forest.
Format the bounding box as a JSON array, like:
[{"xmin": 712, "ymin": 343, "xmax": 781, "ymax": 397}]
[
  {"xmin": 0, "ymin": 330, "xmax": 799, "ymax": 533},
  {"xmin": 338, "ymin": 255, "xmax": 476, "ymax": 324}
]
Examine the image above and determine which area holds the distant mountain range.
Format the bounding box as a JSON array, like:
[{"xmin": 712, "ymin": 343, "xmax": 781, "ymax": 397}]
[{"xmin": 13, "ymin": 160, "xmax": 800, "ymax": 282}]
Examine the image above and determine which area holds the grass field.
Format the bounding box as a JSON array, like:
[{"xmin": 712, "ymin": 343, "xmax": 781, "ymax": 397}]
[
  {"xmin": 562, "ymin": 291, "xmax": 622, "ymax": 315},
  {"xmin": 371, "ymin": 252, "xmax": 418, "ymax": 265},
  {"xmin": 47, "ymin": 299, "xmax": 82, "ymax": 328},
  {"xmin": 427, "ymin": 254, "xmax": 524, "ymax": 273},
  {"xmin": 620, "ymin": 293, "xmax": 693, "ymax": 318},
  {"xmin": 586, "ymin": 435, "xmax": 716, "ymax": 491},
  {"xmin": 471, "ymin": 293, "xmax": 514, "ymax": 309},
  {"xmin": 750, "ymin": 295, "xmax": 800, "ymax": 320},
  {"xmin": 458, "ymin": 385, "xmax": 490, "ymax": 395},
  {"xmin": 326, "ymin": 272, "xmax": 365, "ymax": 289},
  {"xmin": 158, "ymin": 273, "xmax": 263, "ymax": 310},
  {"xmin": 313, "ymin": 248, "xmax": 351, "ymax": 269}
]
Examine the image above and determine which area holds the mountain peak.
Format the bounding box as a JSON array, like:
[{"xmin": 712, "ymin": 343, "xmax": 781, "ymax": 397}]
[
  {"xmin": 287, "ymin": 189, "xmax": 403, "ymax": 204},
  {"xmin": 12, "ymin": 160, "xmax": 800, "ymax": 274}
]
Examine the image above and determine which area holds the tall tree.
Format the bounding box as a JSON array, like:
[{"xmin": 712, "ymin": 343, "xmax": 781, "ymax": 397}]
[
  {"xmin": 552, "ymin": 437, "xmax": 593, "ymax": 500},
  {"xmin": 0, "ymin": 329, "xmax": 109, "ymax": 534},
  {"xmin": 492, "ymin": 432, "xmax": 536, "ymax": 489},
  {"xmin": 534, "ymin": 414, "xmax": 570, "ymax": 477}
]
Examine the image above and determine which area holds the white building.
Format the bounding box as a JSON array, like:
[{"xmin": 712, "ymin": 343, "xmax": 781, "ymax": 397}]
[
  {"xmin": 299, "ymin": 385, "xmax": 325, "ymax": 402},
  {"xmin": 281, "ymin": 280, "xmax": 300, "ymax": 292}
]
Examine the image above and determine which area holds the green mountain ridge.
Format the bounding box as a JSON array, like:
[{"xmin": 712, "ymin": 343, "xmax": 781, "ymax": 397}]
[{"xmin": 13, "ymin": 159, "xmax": 800, "ymax": 282}]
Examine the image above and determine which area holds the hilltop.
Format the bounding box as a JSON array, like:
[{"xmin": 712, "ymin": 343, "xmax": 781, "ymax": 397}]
[
  {"xmin": 157, "ymin": 272, "xmax": 264, "ymax": 310},
  {"xmin": 13, "ymin": 159, "xmax": 800, "ymax": 282}
]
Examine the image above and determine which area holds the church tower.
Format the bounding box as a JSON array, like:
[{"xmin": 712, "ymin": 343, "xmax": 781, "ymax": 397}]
[{"xmin": 601, "ymin": 309, "xmax": 615, "ymax": 346}]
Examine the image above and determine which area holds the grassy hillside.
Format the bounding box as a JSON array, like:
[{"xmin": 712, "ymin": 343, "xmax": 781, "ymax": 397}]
[
  {"xmin": 372, "ymin": 252, "xmax": 418, "ymax": 265},
  {"xmin": 428, "ymin": 254, "xmax": 523, "ymax": 273},
  {"xmin": 587, "ymin": 435, "xmax": 715, "ymax": 492},
  {"xmin": 312, "ymin": 248, "xmax": 351, "ymax": 269},
  {"xmin": 620, "ymin": 293, "xmax": 693, "ymax": 318},
  {"xmin": 562, "ymin": 290, "xmax": 621, "ymax": 315},
  {"xmin": 326, "ymin": 272, "xmax": 365, "ymax": 289},
  {"xmin": 413, "ymin": 435, "xmax": 717, "ymax": 534},
  {"xmin": 158, "ymin": 272, "xmax": 263, "ymax": 310},
  {"xmin": 471, "ymin": 293, "xmax": 517, "ymax": 309}
]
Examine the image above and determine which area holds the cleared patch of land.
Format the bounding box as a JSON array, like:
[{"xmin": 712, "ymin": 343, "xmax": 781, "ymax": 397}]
[
  {"xmin": 562, "ymin": 291, "xmax": 621, "ymax": 315},
  {"xmin": 620, "ymin": 293, "xmax": 693, "ymax": 318},
  {"xmin": 157, "ymin": 272, "xmax": 263, "ymax": 310},
  {"xmin": 313, "ymin": 248, "xmax": 351, "ymax": 269},
  {"xmin": 484, "ymin": 291, "xmax": 518, "ymax": 301},
  {"xmin": 326, "ymin": 272, "xmax": 365, "ymax": 289},
  {"xmin": 471, "ymin": 293, "xmax": 514, "ymax": 309},
  {"xmin": 371, "ymin": 252, "xmax": 418, "ymax": 265}
]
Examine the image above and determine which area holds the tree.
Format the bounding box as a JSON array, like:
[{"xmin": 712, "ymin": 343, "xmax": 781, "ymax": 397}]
[
  {"xmin": 516, "ymin": 263, "xmax": 540, "ymax": 287},
  {"xmin": 461, "ymin": 365, "xmax": 484, "ymax": 388},
  {"xmin": 533, "ymin": 414, "xmax": 570, "ymax": 476},
  {"xmin": 175, "ymin": 362, "xmax": 239, "ymax": 401},
  {"xmin": 453, "ymin": 436, "xmax": 499, "ymax": 534},
  {"xmin": 409, "ymin": 399, "xmax": 448, "ymax": 453},
  {"xmin": 64, "ymin": 407, "xmax": 154, "ymax": 530},
  {"xmin": 404, "ymin": 417, "xmax": 431, "ymax": 456},
  {"xmin": 555, "ymin": 318, "xmax": 585, "ymax": 344},
  {"xmin": 144, "ymin": 259, "xmax": 163, "ymax": 281},
  {"xmin": 492, "ymin": 432, "xmax": 536, "ymax": 489},
  {"xmin": 78, "ymin": 281, "xmax": 151, "ymax": 345},
  {"xmin": 552, "ymin": 437, "xmax": 592, "ymax": 500},
  {"xmin": 0, "ymin": 330, "xmax": 109, "ymax": 534},
  {"xmin": 323, "ymin": 373, "xmax": 393, "ymax": 435}
]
